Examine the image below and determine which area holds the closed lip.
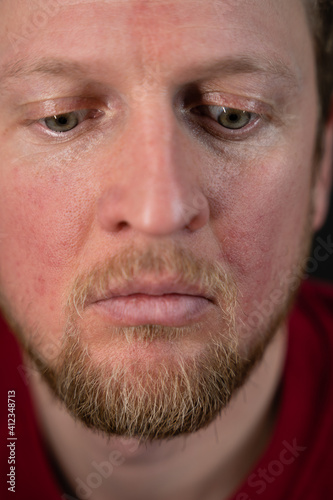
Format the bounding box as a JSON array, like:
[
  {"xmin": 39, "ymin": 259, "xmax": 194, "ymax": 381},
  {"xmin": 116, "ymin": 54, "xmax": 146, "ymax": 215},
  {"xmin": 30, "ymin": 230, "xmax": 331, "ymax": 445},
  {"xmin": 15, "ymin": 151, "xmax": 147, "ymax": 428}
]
[{"xmin": 88, "ymin": 279, "xmax": 216, "ymax": 305}]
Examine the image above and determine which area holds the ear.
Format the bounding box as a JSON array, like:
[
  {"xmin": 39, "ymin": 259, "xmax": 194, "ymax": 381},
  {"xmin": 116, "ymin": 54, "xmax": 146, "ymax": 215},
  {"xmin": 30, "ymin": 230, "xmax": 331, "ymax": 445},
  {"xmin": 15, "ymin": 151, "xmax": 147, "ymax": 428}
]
[{"xmin": 312, "ymin": 101, "xmax": 333, "ymax": 231}]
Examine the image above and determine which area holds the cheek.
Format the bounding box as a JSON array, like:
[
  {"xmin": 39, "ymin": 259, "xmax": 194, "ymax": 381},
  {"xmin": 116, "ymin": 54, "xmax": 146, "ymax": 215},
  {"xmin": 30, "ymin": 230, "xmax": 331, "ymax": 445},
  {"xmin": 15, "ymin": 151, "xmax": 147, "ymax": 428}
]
[
  {"xmin": 212, "ymin": 155, "xmax": 313, "ymax": 308},
  {"xmin": 0, "ymin": 166, "xmax": 93, "ymax": 311}
]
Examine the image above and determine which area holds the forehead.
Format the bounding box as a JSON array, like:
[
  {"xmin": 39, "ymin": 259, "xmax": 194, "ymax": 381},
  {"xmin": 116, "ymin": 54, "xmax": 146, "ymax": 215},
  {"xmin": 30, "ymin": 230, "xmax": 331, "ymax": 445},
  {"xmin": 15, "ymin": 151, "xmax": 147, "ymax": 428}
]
[{"xmin": 0, "ymin": 0, "xmax": 313, "ymax": 91}]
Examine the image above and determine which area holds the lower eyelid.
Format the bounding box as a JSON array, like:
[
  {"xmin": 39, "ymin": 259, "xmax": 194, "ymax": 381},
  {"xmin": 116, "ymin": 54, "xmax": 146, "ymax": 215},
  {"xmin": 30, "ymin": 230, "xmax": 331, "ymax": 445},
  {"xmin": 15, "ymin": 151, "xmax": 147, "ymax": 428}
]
[
  {"xmin": 193, "ymin": 113, "xmax": 264, "ymax": 141},
  {"xmin": 22, "ymin": 114, "xmax": 99, "ymax": 145}
]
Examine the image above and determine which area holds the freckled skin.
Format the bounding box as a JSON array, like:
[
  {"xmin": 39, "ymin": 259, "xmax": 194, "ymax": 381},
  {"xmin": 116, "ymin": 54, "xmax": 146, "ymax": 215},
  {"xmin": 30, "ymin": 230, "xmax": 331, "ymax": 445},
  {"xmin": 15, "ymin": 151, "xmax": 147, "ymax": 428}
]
[
  {"xmin": 1, "ymin": 1, "xmax": 333, "ymax": 499},
  {"xmin": 0, "ymin": 0, "xmax": 326, "ymax": 353}
]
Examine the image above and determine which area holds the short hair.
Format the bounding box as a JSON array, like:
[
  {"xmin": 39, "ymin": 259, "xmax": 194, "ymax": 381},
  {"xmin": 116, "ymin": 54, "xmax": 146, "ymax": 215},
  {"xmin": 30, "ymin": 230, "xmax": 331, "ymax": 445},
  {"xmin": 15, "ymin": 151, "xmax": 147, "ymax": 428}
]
[{"xmin": 306, "ymin": 0, "xmax": 333, "ymax": 123}]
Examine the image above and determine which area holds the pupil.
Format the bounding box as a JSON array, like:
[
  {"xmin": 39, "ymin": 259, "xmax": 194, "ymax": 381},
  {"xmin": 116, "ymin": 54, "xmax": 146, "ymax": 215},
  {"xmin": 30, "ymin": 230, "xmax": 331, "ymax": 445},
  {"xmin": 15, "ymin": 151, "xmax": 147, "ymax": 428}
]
[
  {"xmin": 228, "ymin": 113, "xmax": 239, "ymax": 122},
  {"xmin": 57, "ymin": 115, "xmax": 68, "ymax": 125}
]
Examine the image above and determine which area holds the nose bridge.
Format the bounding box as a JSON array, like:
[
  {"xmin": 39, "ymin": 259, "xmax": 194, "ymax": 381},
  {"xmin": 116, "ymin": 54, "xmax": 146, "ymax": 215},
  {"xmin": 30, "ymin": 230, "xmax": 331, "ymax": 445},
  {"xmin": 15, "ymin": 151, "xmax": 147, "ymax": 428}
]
[
  {"xmin": 131, "ymin": 98, "xmax": 181, "ymax": 192},
  {"xmin": 98, "ymin": 96, "xmax": 210, "ymax": 236},
  {"xmin": 131, "ymin": 94, "xmax": 172, "ymax": 161}
]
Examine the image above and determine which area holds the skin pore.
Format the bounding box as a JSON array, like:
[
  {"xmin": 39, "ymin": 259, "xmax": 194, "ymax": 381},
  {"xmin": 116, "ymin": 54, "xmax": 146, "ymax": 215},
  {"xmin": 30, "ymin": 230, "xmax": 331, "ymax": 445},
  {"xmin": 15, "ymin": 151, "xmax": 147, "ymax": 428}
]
[{"xmin": 0, "ymin": 0, "xmax": 332, "ymax": 499}]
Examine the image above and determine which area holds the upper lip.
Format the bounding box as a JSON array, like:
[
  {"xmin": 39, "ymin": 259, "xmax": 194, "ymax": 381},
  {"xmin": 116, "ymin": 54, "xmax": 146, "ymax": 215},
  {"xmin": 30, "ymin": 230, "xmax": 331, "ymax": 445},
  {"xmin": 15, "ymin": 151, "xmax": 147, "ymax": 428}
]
[{"xmin": 90, "ymin": 279, "xmax": 215, "ymax": 304}]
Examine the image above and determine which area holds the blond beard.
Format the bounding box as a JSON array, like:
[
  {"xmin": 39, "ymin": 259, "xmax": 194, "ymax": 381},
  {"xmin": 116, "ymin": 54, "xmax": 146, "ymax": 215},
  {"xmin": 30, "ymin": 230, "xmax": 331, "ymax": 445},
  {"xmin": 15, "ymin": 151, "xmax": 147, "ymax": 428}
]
[{"xmin": 13, "ymin": 226, "xmax": 312, "ymax": 443}]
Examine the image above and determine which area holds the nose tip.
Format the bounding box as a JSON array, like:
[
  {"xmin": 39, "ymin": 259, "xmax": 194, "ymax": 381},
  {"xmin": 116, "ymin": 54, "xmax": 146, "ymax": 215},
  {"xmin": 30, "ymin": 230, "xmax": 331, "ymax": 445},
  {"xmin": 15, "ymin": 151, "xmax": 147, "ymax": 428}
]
[
  {"xmin": 140, "ymin": 187, "xmax": 210, "ymax": 235},
  {"xmin": 98, "ymin": 184, "xmax": 210, "ymax": 236}
]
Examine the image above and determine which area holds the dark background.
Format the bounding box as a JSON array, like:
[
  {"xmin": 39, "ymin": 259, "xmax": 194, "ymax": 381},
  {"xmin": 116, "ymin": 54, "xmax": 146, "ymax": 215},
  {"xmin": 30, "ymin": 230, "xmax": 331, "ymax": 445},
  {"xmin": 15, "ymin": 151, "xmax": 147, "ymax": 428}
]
[{"xmin": 310, "ymin": 190, "xmax": 333, "ymax": 283}]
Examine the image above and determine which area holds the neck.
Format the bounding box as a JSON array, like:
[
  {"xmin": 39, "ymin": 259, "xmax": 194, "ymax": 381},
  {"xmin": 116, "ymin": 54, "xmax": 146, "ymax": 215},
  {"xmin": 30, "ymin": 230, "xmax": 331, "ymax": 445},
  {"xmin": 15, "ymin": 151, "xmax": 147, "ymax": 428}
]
[{"xmin": 27, "ymin": 326, "xmax": 287, "ymax": 500}]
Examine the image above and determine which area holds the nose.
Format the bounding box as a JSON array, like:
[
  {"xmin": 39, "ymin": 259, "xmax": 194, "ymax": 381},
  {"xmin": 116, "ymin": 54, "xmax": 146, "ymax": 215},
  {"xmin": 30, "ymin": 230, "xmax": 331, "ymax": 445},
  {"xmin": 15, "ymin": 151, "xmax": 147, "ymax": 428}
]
[{"xmin": 97, "ymin": 102, "xmax": 210, "ymax": 237}]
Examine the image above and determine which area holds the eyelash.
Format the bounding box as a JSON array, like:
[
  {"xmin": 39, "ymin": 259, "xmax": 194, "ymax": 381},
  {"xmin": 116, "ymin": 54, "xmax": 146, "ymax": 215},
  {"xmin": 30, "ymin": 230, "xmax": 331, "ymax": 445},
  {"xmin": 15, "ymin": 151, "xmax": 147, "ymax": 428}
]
[
  {"xmin": 35, "ymin": 109, "xmax": 104, "ymax": 139},
  {"xmin": 190, "ymin": 105, "xmax": 263, "ymax": 140},
  {"xmin": 32, "ymin": 102, "xmax": 265, "ymax": 143}
]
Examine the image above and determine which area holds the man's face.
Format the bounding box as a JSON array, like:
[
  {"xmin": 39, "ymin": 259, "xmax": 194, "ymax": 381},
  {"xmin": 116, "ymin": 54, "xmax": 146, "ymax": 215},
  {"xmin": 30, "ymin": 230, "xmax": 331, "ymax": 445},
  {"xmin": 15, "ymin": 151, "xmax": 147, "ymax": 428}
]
[{"xmin": 0, "ymin": 0, "xmax": 326, "ymax": 440}]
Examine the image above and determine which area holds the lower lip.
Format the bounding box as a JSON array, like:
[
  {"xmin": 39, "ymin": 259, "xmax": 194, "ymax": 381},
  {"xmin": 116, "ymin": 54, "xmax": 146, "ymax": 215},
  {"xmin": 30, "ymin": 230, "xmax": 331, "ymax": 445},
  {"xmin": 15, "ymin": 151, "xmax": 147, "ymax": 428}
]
[{"xmin": 92, "ymin": 294, "xmax": 214, "ymax": 326}]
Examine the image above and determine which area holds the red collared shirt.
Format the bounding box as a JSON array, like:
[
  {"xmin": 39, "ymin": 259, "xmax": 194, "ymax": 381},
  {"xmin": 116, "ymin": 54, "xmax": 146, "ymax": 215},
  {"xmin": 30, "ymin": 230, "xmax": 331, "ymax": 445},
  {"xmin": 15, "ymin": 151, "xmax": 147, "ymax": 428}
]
[{"xmin": 1, "ymin": 279, "xmax": 333, "ymax": 500}]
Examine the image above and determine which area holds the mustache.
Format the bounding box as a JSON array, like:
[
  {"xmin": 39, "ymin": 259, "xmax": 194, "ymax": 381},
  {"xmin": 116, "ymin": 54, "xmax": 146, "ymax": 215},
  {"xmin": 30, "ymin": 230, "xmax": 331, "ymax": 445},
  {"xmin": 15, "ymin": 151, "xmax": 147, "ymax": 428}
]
[{"xmin": 64, "ymin": 240, "xmax": 238, "ymax": 317}]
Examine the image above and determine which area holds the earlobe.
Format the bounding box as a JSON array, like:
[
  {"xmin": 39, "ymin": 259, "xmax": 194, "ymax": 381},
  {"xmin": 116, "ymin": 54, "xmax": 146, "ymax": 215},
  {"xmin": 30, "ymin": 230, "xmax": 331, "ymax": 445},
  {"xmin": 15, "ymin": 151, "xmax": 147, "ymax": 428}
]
[{"xmin": 312, "ymin": 102, "xmax": 333, "ymax": 231}]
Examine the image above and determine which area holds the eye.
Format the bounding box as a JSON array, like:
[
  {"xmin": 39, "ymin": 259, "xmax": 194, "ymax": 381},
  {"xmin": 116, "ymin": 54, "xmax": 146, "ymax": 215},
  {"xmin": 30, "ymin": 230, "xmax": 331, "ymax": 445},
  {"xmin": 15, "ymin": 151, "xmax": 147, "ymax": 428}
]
[
  {"xmin": 202, "ymin": 106, "xmax": 253, "ymax": 130},
  {"xmin": 41, "ymin": 110, "xmax": 96, "ymax": 133},
  {"xmin": 217, "ymin": 107, "xmax": 252, "ymax": 129}
]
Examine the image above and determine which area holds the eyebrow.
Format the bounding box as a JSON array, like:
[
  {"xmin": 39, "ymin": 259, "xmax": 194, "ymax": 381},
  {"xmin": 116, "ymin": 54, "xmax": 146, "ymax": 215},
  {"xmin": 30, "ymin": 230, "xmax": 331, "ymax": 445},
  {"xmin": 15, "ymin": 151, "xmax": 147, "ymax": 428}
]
[
  {"xmin": 0, "ymin": 54, "xmax": 301, "ymax": 90},
  {"xmin": 190, "ymin": 56, "xmax": 301, "ymax": 86},
  {"xmin": 0, "ymin": 58, "xmax": 90, "ymax": 82}
]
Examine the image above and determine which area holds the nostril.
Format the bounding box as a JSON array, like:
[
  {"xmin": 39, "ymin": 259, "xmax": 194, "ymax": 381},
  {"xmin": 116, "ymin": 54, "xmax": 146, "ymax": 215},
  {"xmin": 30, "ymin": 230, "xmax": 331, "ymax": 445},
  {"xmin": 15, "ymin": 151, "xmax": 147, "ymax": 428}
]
[{"xmin": 117, "ymin": 221, "xmax": 128, "ymax": 230}]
